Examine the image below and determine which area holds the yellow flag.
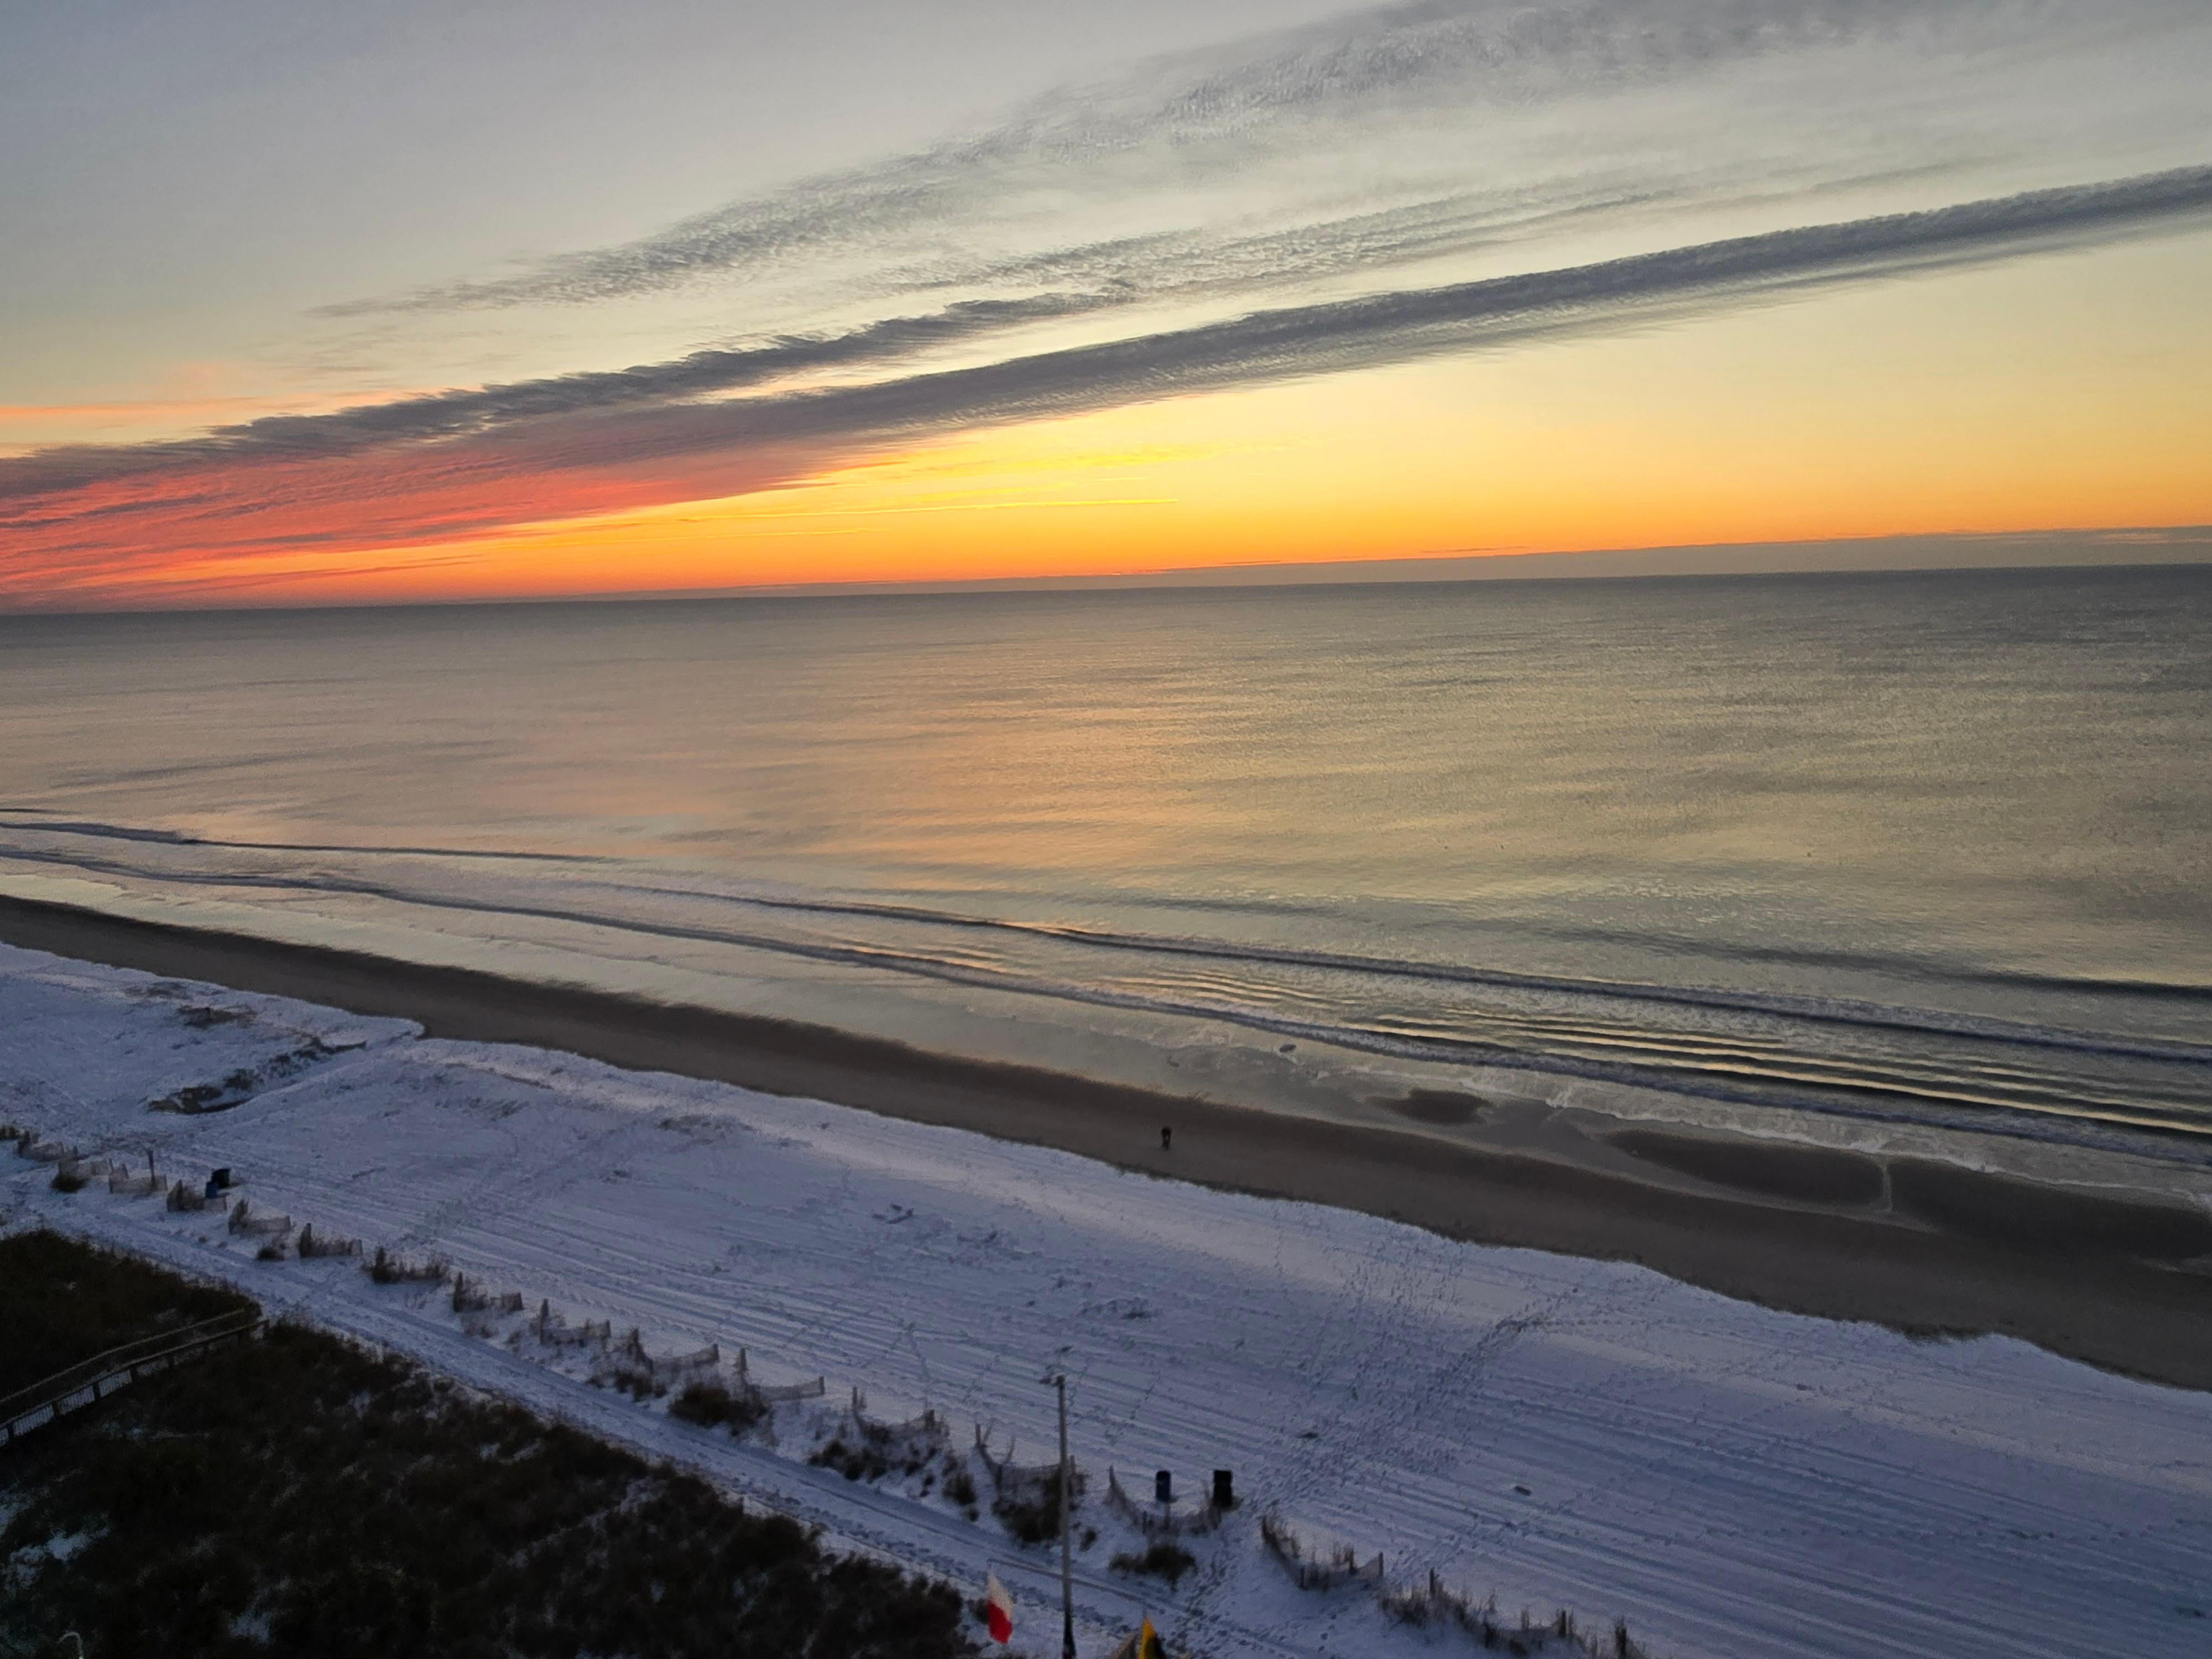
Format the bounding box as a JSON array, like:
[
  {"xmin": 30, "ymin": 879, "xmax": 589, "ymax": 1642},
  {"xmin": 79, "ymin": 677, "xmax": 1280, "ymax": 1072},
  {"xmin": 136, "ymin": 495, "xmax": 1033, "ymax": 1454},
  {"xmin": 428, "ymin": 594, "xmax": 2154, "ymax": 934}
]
[{"xmin": 1139, "ymin": 1615, "xmax": 1164, "ymax": 1659}]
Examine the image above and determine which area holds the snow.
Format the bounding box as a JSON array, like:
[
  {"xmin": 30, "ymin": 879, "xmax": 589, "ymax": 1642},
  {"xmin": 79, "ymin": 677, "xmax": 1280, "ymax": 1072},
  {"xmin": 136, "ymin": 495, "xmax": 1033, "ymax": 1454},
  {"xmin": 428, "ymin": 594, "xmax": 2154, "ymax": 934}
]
[{"xmin": 3, "ymin": 941, "xmax": 2209, "ymax": 1658}]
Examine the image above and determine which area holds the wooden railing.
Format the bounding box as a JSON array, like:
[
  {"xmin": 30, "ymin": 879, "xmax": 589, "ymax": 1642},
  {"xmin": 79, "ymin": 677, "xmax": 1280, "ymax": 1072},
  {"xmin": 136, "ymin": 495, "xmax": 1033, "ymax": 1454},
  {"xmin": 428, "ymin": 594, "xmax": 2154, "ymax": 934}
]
[{"xmin": 1, "ymin": 1308, "xmax": 263, "ymax": 1445}]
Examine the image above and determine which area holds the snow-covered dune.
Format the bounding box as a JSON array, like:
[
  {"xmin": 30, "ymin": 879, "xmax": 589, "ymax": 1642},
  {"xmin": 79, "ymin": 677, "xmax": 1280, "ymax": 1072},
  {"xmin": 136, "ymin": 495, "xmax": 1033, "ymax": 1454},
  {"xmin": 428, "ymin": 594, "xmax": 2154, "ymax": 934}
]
[{"xmin": 3, "ymin": 942, "xmax": 2206, "ymax": 1659}]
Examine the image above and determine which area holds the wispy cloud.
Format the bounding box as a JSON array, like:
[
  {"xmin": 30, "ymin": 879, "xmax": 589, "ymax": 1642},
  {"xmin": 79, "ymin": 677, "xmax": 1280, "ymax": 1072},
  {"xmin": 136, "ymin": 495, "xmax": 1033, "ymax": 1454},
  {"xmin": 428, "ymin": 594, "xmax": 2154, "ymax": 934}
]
[
  {"xmin": 638, "ymin": 164, "xmax": 2212, "ymax": 448},
  {"xmin": 0, "ymin": 294, "xmax": 1105, "ymax": 499},
  {"xmin": 328, "ymin": 0, "xmax": 2200, "ymax": 327},
  {"xmin": 7, "ymin": 164, "xmax": 2208, "ymax": 601}
]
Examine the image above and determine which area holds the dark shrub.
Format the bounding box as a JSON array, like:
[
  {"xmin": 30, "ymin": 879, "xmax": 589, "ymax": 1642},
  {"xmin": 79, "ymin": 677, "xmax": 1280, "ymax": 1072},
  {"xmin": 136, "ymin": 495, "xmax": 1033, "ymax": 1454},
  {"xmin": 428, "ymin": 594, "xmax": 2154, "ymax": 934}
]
[
  {"xmin": 1111, "ymin": 1540, "xmax": 1196, "ymax": 1585},
  {"xmin": 993, "ymin": 1466, "xmax": 1082, "ymax": 1545},
  {"xmin": 810, "ymin": 1437, "xmax": 893, "ymax": 1483},
  {"xmin": 669, "ymin": 1380, "xmax": 766, "ymax": 1432}
]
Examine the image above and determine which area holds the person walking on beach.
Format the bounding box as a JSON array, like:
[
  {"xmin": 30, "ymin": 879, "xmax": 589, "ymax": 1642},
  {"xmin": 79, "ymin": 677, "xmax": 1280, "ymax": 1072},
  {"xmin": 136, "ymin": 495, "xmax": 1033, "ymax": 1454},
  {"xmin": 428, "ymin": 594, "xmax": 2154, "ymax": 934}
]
[{"xmin": 1160, "ymin": 1125, "xmax": 1172, "ymax": 1151}]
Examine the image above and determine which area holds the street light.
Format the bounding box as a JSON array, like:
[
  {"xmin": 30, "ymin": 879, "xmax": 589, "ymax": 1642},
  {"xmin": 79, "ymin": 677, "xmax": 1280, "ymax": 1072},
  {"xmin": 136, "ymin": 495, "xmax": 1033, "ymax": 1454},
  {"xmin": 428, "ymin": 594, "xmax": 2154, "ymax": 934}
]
[{"xmin": 1045, "ymin": 1371, "xmax": 1076, "ymax": 1659}]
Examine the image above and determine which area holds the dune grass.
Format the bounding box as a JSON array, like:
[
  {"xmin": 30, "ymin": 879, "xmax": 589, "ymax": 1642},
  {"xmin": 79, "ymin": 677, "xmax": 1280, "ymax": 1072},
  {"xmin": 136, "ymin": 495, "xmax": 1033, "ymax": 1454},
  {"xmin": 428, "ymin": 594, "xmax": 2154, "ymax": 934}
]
[
  {"xmin": 0, "ymin": 1231, "xmax": 978, "ymax": 1659},
  {"xmin": 0, "ymin": 1228, "xmax": 251, "ymax": 1396}
]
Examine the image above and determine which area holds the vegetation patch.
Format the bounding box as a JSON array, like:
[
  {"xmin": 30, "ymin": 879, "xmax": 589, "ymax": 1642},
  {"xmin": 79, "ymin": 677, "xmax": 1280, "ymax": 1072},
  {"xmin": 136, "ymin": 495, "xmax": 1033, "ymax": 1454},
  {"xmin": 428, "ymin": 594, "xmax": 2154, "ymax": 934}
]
[
  {"xmin": 810, "ymin": 1436, "xmax": 893, "ymax": 1483},
  {"xmin": 177, "ymin": 1004, "xmax": 254, "ymax": 1030},
  {"xmin": 148, "ymin": 1044, "xmax": 339, "ymax": 1115},
  {"xmin": 1110, "ymin": 1541, "xmax": 1197, "ymax": 1587},
  {"xmin": 943, "ymin": 1465, "xmax": 979, "ymax": 1516},
  {"xmin": 365, "ymin": 1245, "xmax": 448, "ymax": 1285},
  {"xmin": 668, "ymin": 1378, "xmax": 768, "ymax": 1433},
  {"xmin": 0, "ymin": 1232, "xmax": 979, "ymax": 1659},
  {"xmin": 0, "ymin": 1229, "xmax": 250, "ymax": 1395},
  {"xmin": 992, "ymin": 1465, "xmax": 1083, "ymax": 1546}
]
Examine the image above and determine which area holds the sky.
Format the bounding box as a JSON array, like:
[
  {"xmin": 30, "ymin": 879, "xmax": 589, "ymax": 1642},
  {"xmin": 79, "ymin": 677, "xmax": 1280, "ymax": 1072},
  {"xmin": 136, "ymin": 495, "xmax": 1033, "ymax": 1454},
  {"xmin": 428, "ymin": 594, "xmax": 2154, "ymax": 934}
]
[{"xmin": 3, "ymin": 0, "xmax": 2210, "ymax": 610}]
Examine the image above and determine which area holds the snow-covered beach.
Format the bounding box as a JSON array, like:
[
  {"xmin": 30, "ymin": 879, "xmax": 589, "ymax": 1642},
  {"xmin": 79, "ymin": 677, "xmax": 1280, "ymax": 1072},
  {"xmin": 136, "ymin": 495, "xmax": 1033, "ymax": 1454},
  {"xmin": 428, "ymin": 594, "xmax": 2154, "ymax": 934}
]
[
  {"xmin": 5, "ymin": 941, "xmax": 2208, "ymax": 1658},
  {"xmin": 9, "ymin": 891, "xmax": 2207, "ymax": 1394}
]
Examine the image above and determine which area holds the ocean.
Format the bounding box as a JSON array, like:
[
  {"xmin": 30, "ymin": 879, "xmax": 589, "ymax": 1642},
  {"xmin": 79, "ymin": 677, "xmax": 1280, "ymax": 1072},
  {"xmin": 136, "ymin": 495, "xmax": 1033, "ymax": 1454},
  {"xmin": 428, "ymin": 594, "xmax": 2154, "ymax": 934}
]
[{"xmin": 4, "ymin": 564, "xmax": 2208, "ymax": 1180}]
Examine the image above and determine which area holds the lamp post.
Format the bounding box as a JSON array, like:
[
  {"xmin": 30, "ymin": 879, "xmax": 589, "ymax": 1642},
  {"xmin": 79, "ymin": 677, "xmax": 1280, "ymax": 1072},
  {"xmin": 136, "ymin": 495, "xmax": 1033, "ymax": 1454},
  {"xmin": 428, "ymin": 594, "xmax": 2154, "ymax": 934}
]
[{"xmin": 1053, "ymin": 1373, "xmax": 1075, "ymax": 1659}]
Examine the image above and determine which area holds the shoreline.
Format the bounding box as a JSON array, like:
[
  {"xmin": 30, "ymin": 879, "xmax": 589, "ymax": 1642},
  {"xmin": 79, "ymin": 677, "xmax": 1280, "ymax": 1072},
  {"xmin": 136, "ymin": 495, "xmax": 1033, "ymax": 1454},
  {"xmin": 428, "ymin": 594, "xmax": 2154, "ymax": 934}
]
[{"xmin": 3, "ymin": 893, "xmax": 2208, "ymax": 1390}]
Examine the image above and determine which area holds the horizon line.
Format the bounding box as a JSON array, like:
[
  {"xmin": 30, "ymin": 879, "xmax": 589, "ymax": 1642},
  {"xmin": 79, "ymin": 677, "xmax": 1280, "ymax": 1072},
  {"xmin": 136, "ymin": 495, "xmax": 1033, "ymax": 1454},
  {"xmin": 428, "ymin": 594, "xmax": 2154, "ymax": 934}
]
[{"xmin": 2, "ymin": 525, "xmax": 2207, "ymax": 620}]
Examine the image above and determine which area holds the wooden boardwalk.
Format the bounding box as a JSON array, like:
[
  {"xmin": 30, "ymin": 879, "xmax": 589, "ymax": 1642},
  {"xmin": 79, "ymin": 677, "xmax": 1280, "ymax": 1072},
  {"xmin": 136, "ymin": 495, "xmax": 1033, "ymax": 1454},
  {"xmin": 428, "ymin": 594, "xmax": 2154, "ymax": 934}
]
[{"xmin": 1, "ymin": 1308, "xmax": 263, "ymax": 1446}]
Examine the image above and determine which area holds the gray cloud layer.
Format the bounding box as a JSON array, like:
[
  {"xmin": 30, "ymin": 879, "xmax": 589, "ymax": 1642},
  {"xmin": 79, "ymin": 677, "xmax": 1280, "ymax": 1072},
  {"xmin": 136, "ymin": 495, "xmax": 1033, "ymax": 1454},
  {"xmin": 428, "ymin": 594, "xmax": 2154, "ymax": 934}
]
[
  {"xmin": 338, "ymin": 0, "xmax": 2146, "ymax": 317},
  {"xmin": 9, "ymin": 163, "xmax": 2205, "ymax": 516},
  {"xmin": 535, "ymin": 165, "xmax": 2212, "ymax": 463},
  {"xmin": 0, "ymin": 295, "xmax": 1103, "ymax": 500}
]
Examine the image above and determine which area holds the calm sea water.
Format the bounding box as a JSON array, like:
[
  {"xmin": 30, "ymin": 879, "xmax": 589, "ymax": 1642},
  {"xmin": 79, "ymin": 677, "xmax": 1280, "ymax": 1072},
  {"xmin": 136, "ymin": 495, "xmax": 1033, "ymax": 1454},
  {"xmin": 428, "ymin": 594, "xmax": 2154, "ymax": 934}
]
[{"xmin": 4, "ymin": 566, "xmax": 2209, "ymax": 1167}]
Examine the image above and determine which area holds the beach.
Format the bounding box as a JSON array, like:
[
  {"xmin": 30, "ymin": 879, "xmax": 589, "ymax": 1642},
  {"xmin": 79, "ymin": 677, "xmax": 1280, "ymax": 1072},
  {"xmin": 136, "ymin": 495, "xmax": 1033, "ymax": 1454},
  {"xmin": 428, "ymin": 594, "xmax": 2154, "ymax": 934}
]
[
  {"xmin": 6, "ymin": 891, "xmax": 2206, "ymax": 1392},
  {"xmin": 6, "ymin": 931, "xmax": 2210, "ymax": 1659},
  {"xmin": 13, "ymin": 9, "xmax": 2212, "ymax": 1652}
]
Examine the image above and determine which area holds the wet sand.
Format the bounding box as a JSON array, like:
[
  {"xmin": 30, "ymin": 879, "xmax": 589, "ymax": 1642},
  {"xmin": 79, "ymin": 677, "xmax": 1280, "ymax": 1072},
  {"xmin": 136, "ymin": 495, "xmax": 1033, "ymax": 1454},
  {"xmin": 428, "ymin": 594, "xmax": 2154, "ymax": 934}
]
[{"xmin": 3, "ymin": 893, "xmax": 2208, "ymax": 1389}]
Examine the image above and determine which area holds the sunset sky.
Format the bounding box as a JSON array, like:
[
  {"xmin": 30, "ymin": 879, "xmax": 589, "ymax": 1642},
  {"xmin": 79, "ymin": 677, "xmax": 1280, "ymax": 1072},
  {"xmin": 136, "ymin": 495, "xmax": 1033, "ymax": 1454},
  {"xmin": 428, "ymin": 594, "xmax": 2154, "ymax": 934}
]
[{"xmin": 5, "ymin": 0, "xmax": 2210, "ymax": 609}]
